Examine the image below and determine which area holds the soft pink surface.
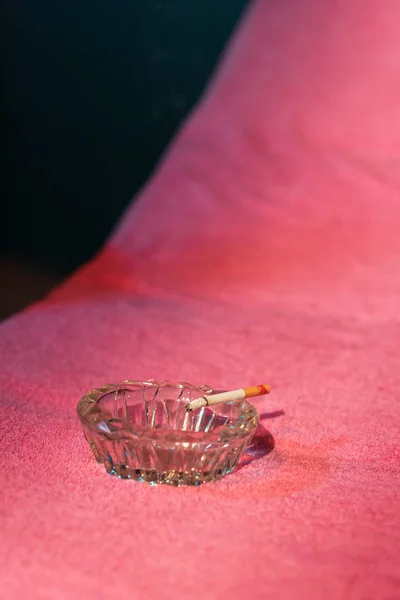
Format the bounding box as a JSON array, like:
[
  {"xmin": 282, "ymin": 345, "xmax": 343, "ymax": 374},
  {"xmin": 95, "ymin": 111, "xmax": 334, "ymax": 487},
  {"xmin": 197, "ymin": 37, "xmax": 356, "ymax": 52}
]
[{"xmin": 1, "ymin": 1, "xmax": 400, "ymax": 598}]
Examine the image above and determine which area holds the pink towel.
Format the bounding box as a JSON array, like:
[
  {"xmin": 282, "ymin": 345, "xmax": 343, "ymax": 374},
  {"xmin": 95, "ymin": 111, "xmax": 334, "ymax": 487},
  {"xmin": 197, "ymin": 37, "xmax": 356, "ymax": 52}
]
[{"xmin": 1, "ymin": 1, "xmax": 399, "ymax": 598}]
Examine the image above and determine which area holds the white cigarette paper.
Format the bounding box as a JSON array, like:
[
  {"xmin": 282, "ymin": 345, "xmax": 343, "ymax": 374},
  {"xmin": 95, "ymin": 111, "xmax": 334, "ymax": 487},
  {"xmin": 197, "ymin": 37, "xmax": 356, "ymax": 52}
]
[{"xmin": 186, "ymin": 384, "xmax": 270, "ymax": 412}]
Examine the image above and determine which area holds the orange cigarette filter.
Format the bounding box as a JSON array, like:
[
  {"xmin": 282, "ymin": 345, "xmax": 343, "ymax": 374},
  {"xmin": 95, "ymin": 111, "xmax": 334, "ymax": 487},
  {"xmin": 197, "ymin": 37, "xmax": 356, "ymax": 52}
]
[{"xmin": 243, "ymin": 384, "xmax": 271, "ymax": 398}]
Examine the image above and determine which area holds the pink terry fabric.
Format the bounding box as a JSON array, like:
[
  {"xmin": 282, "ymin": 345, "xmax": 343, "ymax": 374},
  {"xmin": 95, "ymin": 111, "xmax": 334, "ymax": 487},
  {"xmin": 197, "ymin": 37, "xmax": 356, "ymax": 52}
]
[{"xmin": 1, "ymin": 1, "xmax": 400, "ymax": 598}]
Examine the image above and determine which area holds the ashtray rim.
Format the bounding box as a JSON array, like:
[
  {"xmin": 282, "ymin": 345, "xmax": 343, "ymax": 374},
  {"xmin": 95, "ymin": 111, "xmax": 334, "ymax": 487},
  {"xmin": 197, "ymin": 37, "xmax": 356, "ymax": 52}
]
[{"xmin": 77, "ymin": 378, "xmax": 259, "ymax": 443}]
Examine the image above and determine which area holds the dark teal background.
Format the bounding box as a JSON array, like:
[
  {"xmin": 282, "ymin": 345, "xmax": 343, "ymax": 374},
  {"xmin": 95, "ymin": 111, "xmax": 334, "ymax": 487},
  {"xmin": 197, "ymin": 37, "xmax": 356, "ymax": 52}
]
[{"xmin": 2, "ymin": 0, "xmax": 248, "ymax": 272}]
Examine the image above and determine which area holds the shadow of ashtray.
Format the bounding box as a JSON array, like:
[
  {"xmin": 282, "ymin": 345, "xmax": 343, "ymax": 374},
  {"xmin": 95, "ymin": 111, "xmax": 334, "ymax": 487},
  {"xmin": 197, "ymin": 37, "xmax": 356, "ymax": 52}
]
[{"xmin": 77, "ymin": 380, "xmax": 260, "ymax": 487}]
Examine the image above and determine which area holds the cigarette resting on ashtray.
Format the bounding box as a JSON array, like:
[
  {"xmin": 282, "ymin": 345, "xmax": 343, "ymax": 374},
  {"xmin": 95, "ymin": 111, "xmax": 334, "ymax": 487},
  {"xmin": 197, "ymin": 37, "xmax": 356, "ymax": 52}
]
[{"xmin": 185, "ymin": 384, "xmax": 270, "ymax": 412}]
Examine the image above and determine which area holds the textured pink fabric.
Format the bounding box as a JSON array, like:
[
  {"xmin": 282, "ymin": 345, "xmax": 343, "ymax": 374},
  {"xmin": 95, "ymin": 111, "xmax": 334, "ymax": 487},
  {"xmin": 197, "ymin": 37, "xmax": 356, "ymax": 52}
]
[{"xmin": 1, "ymin": 1, "xmax": 400, "ymax": 598}]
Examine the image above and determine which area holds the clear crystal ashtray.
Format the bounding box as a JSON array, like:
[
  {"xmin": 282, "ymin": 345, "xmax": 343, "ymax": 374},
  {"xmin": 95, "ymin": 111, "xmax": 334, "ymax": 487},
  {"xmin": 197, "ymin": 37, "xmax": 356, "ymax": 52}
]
[{"xmin": 77, "ymin": 379, "xmax": 259, "ymax": 486}]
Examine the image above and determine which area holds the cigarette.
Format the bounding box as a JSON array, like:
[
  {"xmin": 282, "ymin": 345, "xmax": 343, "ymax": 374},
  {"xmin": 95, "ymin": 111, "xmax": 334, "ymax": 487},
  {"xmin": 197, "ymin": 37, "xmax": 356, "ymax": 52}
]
[{"xmin": 185, "ymin": 384, "xmax": 270, "ymax": 412}]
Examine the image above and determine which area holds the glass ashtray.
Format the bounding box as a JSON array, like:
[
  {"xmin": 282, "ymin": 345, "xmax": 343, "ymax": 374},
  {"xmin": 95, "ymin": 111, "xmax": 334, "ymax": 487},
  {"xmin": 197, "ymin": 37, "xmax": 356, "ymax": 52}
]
[{"xmin": 77, "ymin": 379, "xmax": 259, "ymax": 486}]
